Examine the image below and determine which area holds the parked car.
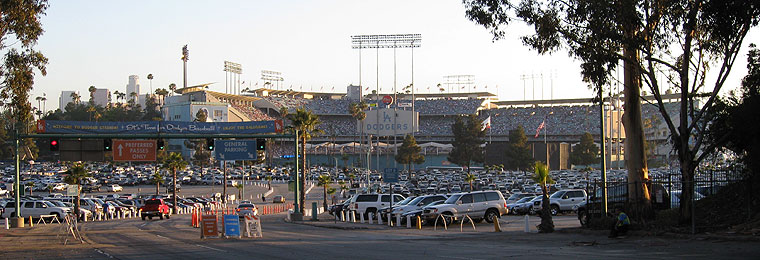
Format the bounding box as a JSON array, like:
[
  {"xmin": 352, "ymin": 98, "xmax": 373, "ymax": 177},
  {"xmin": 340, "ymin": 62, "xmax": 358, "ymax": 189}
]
[
  {"xmin": 387, "ymin": 195, "xmax": 448, "ymax": 223},
  {"xmin": 1, "ymin": 200, "xmax": 71, "ymax": 220},
  {"xmin": 401, "ymin": 199, "xmax": 447, "ymax": 225},
  {"xmin": 349, "ymin": 194, "xmax": 405, "ymax": 219},
  {"xmin": 507, "ymin": 196, "xmax": 536, "ymax": 215},
  {"xmin": 533, "ymin": 189, "xmax": 587, "ymax": 215},
  {"xmin": 107, "ymin": 184, "xmax": 123, "ymax": 192},
  {"xmin": 422, "ymin": 190, "xmax": 508, "ymax": 224}
]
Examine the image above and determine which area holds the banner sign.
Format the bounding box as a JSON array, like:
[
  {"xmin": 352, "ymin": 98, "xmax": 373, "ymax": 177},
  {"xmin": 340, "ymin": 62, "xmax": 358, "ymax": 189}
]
[
  {"xmin": 36, "ymin": 120, "xmax": 284, "ymax": 135},
  {"xmin": 216, "ymin": 140, "xmax": 258, "ymax": 161},
  {"xmin": 360, "ymin": 108, "xmax": 419, "ymax": 136},
  {"xmin": 113, "ymin": 140, "xmax": 157, "ymax": 162}
]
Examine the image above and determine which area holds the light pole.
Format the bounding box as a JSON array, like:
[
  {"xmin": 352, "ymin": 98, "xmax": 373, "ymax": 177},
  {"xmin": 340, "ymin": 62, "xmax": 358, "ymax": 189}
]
[{"xmin": 182, "ymin": 45, "xmax": 189, "ymax": 89}]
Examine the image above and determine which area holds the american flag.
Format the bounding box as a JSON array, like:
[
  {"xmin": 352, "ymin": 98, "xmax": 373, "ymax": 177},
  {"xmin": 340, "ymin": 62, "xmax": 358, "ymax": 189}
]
[{"xmin": 535, "ymin": 120, "xmax": 545, "ymax": 138}]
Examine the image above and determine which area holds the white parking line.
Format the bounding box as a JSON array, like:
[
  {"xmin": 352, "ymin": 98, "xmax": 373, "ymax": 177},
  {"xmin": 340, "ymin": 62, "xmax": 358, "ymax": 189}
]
[
  {"xmin": 195, "ymin": 244, "xmax": 226, "ymax": 252},
  {"xmin": 94, "ymin": 248, "xmax": 115, "ymax": 259},
  {"xmin": 155, "ymin": 234, "xmax": 168, "ymax": 239}
]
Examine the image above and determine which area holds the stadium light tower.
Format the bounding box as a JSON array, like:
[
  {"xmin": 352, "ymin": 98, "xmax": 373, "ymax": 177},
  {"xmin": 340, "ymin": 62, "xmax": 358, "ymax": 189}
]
[
  {"xmin": 224, "ymin": 61, "xmax": 242, "ymax": 94},
  {"xmin": 351, "ymin": 34, "xmax": 421, "ymax": 172}
]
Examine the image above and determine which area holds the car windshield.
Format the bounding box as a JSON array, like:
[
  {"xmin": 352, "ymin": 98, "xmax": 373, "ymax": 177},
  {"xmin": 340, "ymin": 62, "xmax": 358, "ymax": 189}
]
[
  {"xmin": 443, "ymin": 194, "xmax": 461, "ymax": 204},
  {"xmin": 43, "ymin": 201, "xmax": 56, "ymax": 207},
  {"xmin": 395, "ymin": 197, "xmax": 414, "ymax": 206},
  {"xmin": 238, "ymin": 204, "xmax": 255, "ymax": 208},
  {"xmin": 507, "ymin": 193, "xmax": 524, "ymax": 200},
  {"xmin": 426, "ymin": 200, "xmax": 444, "ymax": 207},
  {"xmin": 516, "ymin": 197, "xmax": 534, "ymax": 203},
  {"xmin": 408, "ymin": 197, "xmax": 425, "ymax": 206},
  {"xmin": 531, "ymin": 196, "xmax": 543, "ymax": 202}
]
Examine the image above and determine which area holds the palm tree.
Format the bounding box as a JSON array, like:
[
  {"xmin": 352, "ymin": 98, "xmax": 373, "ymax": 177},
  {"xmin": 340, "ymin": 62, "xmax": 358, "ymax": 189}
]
[
  {"xmin": 235, "ymin": 183, "xmax": 244, "ymax": 200},
  {"xmin": 162, "ymin": 152, "xmax": 188, "ymax": 213},
  {"xmin": 147, "ymin": 74, "xmax": 154, "ymax": 94},
  {"xmin": 41, "ymin": 96, "xmax": 47, "ymax": 114},
  {"xmin": 317, "ymin": 175, "xmax": 332, "ymax": 211},
  {"xmin": 93, "ymin": 112, "xmax": 102, "ymax": 122},
  {"xmin": 35, "ymin": 96, "xmax": 43, "ymax": 117},
  {"xmin": 465, "ymin": 173, "xmax": 477, "ymax": 191},
  {"xmin": 169, "ymin": 83, "xmax": 177, "ymax": 96},
  {"xmin": 349, "ymin": 102, "xmax": 367, "ymax": 167},
  {"xmin": 88, "ymin": 86, "xmax": 96, "ymax": 105},
  {"xmin": 155, "ymin": 88, "xmax": 169, "ymax": 106},
  {"xmin": 532, "ymin": 161, "xmax": 555, "ymax": 233},
  {"xmin": 70, "ymin": 92, "xmax": 81, "ymax": 105},
  {"xmin": 113, "ymin": 90, "xmax": 122, "ymax": 104},
  {"xmin": 151, "ymin": 171, "xmax": 164, "ymax": 195},
  {"xmin": 287, "ymin": 108, "xmax": 324, "ymax": 213},
  {"xmin": 63, "ymin": 163, "xmax": 90, "ymax": 219}
]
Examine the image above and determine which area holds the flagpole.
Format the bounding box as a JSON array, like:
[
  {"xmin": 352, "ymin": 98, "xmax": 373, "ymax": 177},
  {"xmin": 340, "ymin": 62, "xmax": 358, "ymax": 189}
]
[{"xmin": 545, "ymin": 117, "xmax": 548, "ymax": 168}]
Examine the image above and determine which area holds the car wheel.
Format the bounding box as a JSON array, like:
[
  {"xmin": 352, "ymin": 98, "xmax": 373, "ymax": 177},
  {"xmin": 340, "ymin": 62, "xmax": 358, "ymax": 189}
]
[
  {"xmin": 578, "ymin": 210, "xmax": 589, "ymax": 227},
  {"xmin": 159, "ymin": 214, "xmax": 164, "ymax": 220},
  {"xmin": 142, "ymin": 215, "xmax": 146, "ymax": 221},
  {"xmin": 166, "ymin": 213, "xmax": 170, "ymax": 219},
  {"xmin": 550, "ymin": 205, "xmax": 559, "ymax": 216},
  {"xmin": 148, "ymin": 216, "xmax": 153, "ymax": 220},
  {"xmin": 529, "ymin": 207, "xmax": 536, "ymax": 215},
  {"xmin": 485, "ymin": 209, "xmax": 498, "ymax": 223}
]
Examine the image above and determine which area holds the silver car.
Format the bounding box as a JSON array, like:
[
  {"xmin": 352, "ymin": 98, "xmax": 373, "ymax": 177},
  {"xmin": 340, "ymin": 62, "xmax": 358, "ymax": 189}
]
[
  {"xmin": 236, "ymin": 203, "xmax": 258, "ymax": 217},
  {"xmin": 423, "ymin": 190, "xmax": 508, "ymax": 224}
]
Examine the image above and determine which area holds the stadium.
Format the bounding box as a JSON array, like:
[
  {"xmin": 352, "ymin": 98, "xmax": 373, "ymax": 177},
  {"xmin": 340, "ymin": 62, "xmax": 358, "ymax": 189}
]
[{"xmin": 163, "ymin": 84, "xmax": 682, "ymax": 171}]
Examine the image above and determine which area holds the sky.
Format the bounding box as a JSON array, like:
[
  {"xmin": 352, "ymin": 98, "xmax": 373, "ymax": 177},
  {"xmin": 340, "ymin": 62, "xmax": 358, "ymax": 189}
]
[{"xmin": 29, "ymin": 0, "xmax": 760, "ymax": 111}]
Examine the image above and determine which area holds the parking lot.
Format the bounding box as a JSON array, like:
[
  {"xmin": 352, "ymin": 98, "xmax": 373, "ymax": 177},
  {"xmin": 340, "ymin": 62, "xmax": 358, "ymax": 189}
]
[{"xmin": 2, "ymin": 210, "xmax": 757, "ymax": 259}]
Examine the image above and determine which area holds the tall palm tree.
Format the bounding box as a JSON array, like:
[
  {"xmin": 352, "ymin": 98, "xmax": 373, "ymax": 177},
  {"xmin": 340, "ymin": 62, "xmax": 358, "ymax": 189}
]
[
  {"xmin": 63, "ymin": 164, "xmax": 90, "ymax": 219},
  {"xmin": 147, "ymin": 74, "xmax": 154, "ymax": 94},
  {"xmin": 162, "ymin": 152, "xmax": 188, "ymax": 213},
  {"xmin": 287, "ymin": 108, "xmax": 324, "ymax": 213},
  {"xmin": 349, "ymin": 101, "xmax": 367, "ymax": 167},
  {"xmin": 465, "ymin": 173, "xmax": 477, "ymax": 191},
  {"xmin": 88, "ymin": 86, "xmax": 96, "ymax": 105},
  {"xmin": 113, "ymin": 90, "xmax": 122, "ymax": 105},
  {"xmin": 317, "ymin": 175, "xmax": 332, "ymax": 211},
  {"xmin": 151, "ymin": 170, "xmax": 164, "ymax": 195},
  {"xmin": 169, "ymin": 83, "xmax": 177, "ymax": 96},
  {"xmin": 41, "ymin": 96, "xmax": 47, "ymax": 114},
  {"xmin": 532, "ymin": 161, "xmax": 555, "ymax": 233}
]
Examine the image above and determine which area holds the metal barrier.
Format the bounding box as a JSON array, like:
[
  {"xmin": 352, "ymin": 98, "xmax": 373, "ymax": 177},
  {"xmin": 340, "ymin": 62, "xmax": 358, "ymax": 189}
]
[{"xmin": 460, "ymin": 215, "xmax": 476, "ymax": 232}]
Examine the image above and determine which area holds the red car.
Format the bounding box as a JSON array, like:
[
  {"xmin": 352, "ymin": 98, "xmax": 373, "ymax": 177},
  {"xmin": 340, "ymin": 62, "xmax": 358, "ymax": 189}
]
[{"xmin": 140, "ymin": 199, "xmax": 171, "ymax": 220}]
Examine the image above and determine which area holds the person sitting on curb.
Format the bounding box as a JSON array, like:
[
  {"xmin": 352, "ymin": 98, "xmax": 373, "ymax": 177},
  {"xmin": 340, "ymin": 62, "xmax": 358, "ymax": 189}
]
[{"xmin": 609, "ymin": 207, "xmax": 630, "ymax": 238}]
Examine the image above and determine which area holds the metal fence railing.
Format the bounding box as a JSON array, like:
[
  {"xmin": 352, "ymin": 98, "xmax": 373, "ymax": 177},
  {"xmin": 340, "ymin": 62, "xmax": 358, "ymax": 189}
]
[{"xmin": 583, "ymin": 167, "xmax": 752, "ymax": 233}]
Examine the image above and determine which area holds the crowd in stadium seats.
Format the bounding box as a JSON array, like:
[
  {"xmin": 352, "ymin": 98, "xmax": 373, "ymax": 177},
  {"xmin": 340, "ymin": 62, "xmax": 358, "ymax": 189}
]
[
  {"xmin": 230, "ymin": 103, "xmax": 275, "ymax": 121},
  {"xmin": 319, "ymin": 116, "xmax": 357, "ymax": 136},
  {"xmin": 306, "ymin": 99, "xmax": 353, "ymax": 115},
  {"xmin": 262, "ymin": 96, "xmax": 308, "ymax": 110},
  {"xmin": 413, "ymin": 99, "xmax": 483, "ymax": 115}
]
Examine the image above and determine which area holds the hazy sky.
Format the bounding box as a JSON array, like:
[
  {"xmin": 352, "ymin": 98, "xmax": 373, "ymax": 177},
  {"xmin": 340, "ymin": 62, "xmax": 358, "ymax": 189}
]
[{"xmin": 31, "ymin": 0, "xmax": 759, "ymax": 110}]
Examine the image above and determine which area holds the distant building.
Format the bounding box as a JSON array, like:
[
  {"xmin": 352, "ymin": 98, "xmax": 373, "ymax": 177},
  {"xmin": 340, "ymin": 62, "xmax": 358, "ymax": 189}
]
[
  {"xmin": 162, "ymin": 85, "xmax": 231, "ymax": 159},
  {"xmin": 59, "ymin": 91, "xmax": 79, "ymax": 111},
  {"xmin": 93, "ymin": 88, "xmax": 110, "ymax": 107},
  {"xmin": 126, "ymin": 75, "xmax": 141, "ymax": 101}
]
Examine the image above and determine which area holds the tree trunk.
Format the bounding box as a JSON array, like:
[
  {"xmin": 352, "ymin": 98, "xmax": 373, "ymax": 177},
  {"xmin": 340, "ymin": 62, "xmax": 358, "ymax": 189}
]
[
  {"xmin": 323, "ymin": 186, "xmax": 328, "ymax": 211},
  {"xmin": 622, "ymin": 46, "xmax": 653, "ymax": 221},
  {"xmin": 223, "ymin": 163, "xmax": 227, "ymax": 204},
  {"xmin": 537, "ymin": 185, "xmax": 554, "ymax": 233},
  {"xmin": 678, "ymin": 156, "xmax": 695, "ymax": 225},
  {"xmin": 156, "ymin": 181, "xmax": 159, "ymax": 195},
  {"xmin": 300, "ymin": 137, "xmax": 307, "ymax": 214},
  {"xmin": 75, "ymin": 192, "xmax": 81, "ymax": 219}
]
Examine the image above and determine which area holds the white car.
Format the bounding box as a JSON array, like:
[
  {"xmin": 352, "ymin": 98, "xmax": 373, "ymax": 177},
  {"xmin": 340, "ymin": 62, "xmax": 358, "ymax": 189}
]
[
  {"xmin": 107, "ymin": 184, "xmax": 123, "ymax": 192},
  {"xmin": 423, "ymin": 191, "xmax": 508, "ymax": 224},
  {"xmin": 348, "ymin": 194, "xmax": 405, "ymax": 218},
  {"xmin": 1, "ymin": 200, "xmax": 71, "ymax": 219}
]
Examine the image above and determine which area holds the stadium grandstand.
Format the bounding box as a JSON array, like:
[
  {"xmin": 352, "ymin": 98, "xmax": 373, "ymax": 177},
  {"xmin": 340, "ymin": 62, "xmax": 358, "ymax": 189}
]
[{"xmin": 169, "ymin": 85, "xmax": 684, "ymax": 170}]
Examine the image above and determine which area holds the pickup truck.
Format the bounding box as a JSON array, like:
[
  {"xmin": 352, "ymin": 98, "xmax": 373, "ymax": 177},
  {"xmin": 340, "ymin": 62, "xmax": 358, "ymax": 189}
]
[{"xmin": 140, "ymin": 199, "xmax": 171, "ymax": 220}]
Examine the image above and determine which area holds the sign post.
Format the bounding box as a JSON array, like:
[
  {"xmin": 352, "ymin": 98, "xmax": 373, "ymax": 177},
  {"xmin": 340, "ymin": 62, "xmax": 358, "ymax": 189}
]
[
  {"xmin": 66, "ymin": 185, "xmax": 79, "ymax": 197},
  {"xmin": 383, "ymin": 168, "xmax": 399, "ymax": 226},
  {"xmin": 113, "ymin": 140, "xmax": 157, "ymax": 162}
]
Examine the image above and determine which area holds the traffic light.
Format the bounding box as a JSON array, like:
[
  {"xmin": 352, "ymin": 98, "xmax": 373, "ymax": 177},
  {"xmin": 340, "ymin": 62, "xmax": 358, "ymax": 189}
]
[
  {"xmin": 49, "ymin": 138, "xmax": 59, "ymax": 151},
  {"xmin": 256, "ymin": 138, "xmax": 266, "ymax": 151},
  {"xmin": 157, "ymin": 140, "xmax": 165, "ymax": 150},
  {"xmin": 104, "ymin": 139, "xmax": 112, "ymax": 151},
  {"xmin": 206, "ymin": 138, "xmax": 214, "ymax": 150}
]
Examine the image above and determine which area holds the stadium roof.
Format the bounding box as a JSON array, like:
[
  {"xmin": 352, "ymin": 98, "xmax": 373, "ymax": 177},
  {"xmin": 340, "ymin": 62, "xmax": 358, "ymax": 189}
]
[
  {"xmin": 249, "ymin": 87, "xmax": 497, "ymax": 100},
  {"xmin": 493, "ymin": 93, "xmax": 683, "ymax": 107}
]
